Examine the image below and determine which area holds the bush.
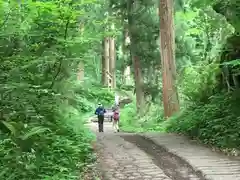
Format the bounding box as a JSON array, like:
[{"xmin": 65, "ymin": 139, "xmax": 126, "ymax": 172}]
[
  {"xmin": 119, "ymin": 103, "xmax": 138, "ymax": 132},
  {"xmin": 179, "ymin": 63, "xmax": 220, "ymax": 104},
  {"xmin": 120, "ymin": 102, "xmax": 165, "ymax": 132},
  {"xmin": 0, "ymin": 107, "xmax": 94, "ymax": 180},
  {"xmin": 166, "ymin": 90, "xmax": 240, "ymax": 149},
  {"xmin": 71, "ymin": 82, "xmax": 114, "ymax": 113},
  {"xmin": 0, "ymin": 80, "xmax": 100, "ymax": 179},
  {"xmin": 0, "ymin": 1, "xmax": 115, "ymax": 178},
  {"xmin": 0, "ymin": 79, "xmax": 115, "ymax": 179}
]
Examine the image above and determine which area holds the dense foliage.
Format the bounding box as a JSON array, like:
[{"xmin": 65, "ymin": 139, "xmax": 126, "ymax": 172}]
[
  {"xmin": 166, "ymin": 91, "xmax": 240, "ymax": 150},
  {"xmin": 0, "ymin": 0, "xmax": 113, "ymax": 179},
  {"xmin": 1, "ymin": 0, "xmax": 240, "ymax": 178},
  {"xmin": 119, "ymin": 0, "xmax": 240, "ymax": 153}
]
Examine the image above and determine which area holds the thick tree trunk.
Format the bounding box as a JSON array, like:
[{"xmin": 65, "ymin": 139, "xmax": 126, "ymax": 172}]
[
  {"xmin": 132, "ymin": 56, "xmax": 145, "ymax": 114},
  {"xmin": 109, "ymin": 36, "xmax": 116, "ymax": 88},
  {"xmin": 101, "ymin": 40, "xmax": 105, "ymax": 85},
  {"xmin": 123, "ymin": 66, "xmax": 131, "ymax": 85},
  {"xmin": 103, "ymin": 37, "xmax": 110, "ymax": 86},
  {"xmin": 122, "ymin": 28, "xmax": 131, "ymax": 85},
  {"xmin": 127, "ymin": 0, "xmax": 145, "ymax": 114},
  {"xmin": 77, "ymin": 61, "xmax": 84, "ymax": 81},
  {"xmin": 159, "ymin": 0, "xmax": 180, "ymax": 118}
]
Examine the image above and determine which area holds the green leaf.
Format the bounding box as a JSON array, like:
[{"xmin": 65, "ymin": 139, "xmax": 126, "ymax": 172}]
[
  {"xmin": 1, "ymin": 121, "xmax": 16, "ymax": 135},
  {"xmin": 222, "ymin": 59, "xmax": 240, "ymax": 67},
  {"xmin": 21, "ymin": 127, "xmax": 50, "ymax": 140}
]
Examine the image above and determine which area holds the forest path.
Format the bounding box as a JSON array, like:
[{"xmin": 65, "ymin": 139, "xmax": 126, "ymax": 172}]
[{"xmin": 87, "ymin": 121, "xmax": 206, "ymax": 180}]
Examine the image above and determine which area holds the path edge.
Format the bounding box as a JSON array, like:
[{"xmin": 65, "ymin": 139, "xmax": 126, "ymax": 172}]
[
  {"xmin": 91, "ymin": 140, "xmax": 110, "ymax": 180},
  {"xmin": 140, "ymin": 133, "xmax": 210, "ymax": 180}
]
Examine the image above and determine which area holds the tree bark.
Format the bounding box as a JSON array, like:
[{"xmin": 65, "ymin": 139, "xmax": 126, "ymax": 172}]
[
  {"xmin": 101, "ymin": 40, "xmax": 105, "ymax": 85},
  {"xmin": 77, "ymin": 61, "xmax": 84, "ymax": 81},
  {"xmin": 103, "ymin": 37, "xmax": 110, "ymax": 86},
  {"xmin": 132, "ymin": 55, "xmax": 145, "ymax": 114},
  {"xmin": 122, "ymin": 28, "xmax": 130, "ymax": 85},
  {"xmin": 123, "ymin": 66, "xmax": 131, "ymax": 85},
  {"xmin": 159, "ymin": 0, "xmax": 180, "ymax": 118},
  {"xmin": 109, "ymin": 36, "xmax": 116, "ymax": 88},
  {"xmin": 127, "ymin": 0, "xmax": 145, "ymax": 114}
]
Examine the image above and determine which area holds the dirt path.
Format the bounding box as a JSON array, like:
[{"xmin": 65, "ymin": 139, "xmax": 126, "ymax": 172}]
[{"xmin": 87, "ymin": 121, "xmax": 207, "ymax": 180}]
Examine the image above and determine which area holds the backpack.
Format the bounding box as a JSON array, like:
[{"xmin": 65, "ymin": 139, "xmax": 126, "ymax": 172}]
[
  {"xmin": 98, "ymin": 108, "xmax": 105, "ymax": 116},
  {"xmin": 113, "ymin": 111, "xmax": 119, "ymax": 120}
]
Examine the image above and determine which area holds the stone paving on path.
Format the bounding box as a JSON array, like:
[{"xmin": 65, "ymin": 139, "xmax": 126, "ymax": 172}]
[
  {"xmin": 96, "ymin": 134, "xmax": 171, "ymax": 180},
  {"xmin": 88, "ymin": 122, "xmax": 170, "ymax": 179},
  {"xmin": 144, "ymin": 133, "xmax": 240, "ymax": 180},
  {"xmin": 88, "ymin": 121, "xmax": 240, "ymax": 180}
]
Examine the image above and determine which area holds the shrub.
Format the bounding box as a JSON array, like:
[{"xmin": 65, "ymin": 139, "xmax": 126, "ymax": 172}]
[
  {"xmin": 0, "ymin": 102, "xmax": 95, "ymax": 180},
  {"xmin": 166, "ymin": 90, "xmax": 240, "ymax": 149},
  {"xmin": 0, "ymin": 1, "xmax": 113, "ymax": 179},
  {"xmin": 119, "ymin": 103, "xmax": 138, "ymax": 132},
  {"xmin": 120, "ymin": 102, "xmax": 165, "ymax": 132}
]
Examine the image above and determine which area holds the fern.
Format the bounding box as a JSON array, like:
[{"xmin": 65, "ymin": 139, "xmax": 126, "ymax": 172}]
[{"xmin": 20, "ymin": 127, "xmax": 50, "ymax": 141}]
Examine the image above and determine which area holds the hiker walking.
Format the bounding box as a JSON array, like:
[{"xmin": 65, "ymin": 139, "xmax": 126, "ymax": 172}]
[
  {"xmin": 110, "ymin": 105, "xmax": 115, "ymax": 122},
  {"xmin": 112, "ymin": 106, "xmax": 120, "ymax": 132},
  {"xmin": 95, "ymin": 103, "xmax": 106, "ymax": 132}
]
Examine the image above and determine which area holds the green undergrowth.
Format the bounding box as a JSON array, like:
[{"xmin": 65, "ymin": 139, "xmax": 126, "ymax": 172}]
[
  {"xmin": 120, "ymin": 91, "xmax": 240, "ymax": 153},
  {"xmin": 0, "ymin": 105, "xmax": 94, "ymax": 180},
  {"xmin": 73, "ymin": 82, "xmax": 114, "ymax": 111},
  {"xmin": 165, "ymin": 91, "xmax": 240, "ymax": 152},
  {"xmin": 120, "ymin": 103, "xmax": 165, "ymax": 132},
  {"xmin": 0, "ymin": 0, "xmax": 114, "ymax": 179},
  {"xmin": 0, "ymin": 81, "xmax": 113, "ymax": 180}
]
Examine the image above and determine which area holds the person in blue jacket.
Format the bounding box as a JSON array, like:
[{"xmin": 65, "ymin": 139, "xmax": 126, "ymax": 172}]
[{"xmin": 95, "ymin": 103, "xmax": 106, "ymax": 132}]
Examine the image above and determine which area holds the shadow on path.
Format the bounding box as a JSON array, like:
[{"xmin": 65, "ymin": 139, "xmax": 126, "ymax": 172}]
[
  {"xmin": 87, "ymin": 121, "xmax": 210, "ymax": 180},
  {"xmin": 121, "ymin": 134, "xmax": 206, "ymax": 180}
]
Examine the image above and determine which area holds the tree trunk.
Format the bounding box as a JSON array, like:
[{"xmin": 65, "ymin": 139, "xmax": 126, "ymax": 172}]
[
  {"xmin": 127, "ymin": 0, "xmax": 145, "ymax": 114},
  {"xmin": 123, "ymin": 66, "xmax": 131, "ymax": 85},
  {"xmin": 77, "ymin": 61, "xmax": 84, "ymax": 81},
  {"xmin": 101, "ymin": 40, "xmax": 105, "ymax": 85},
  {"xmin": 109, "ymin": 35, "xmax": 116, "ymax": 88},
  {"xmin": 132, "ymin": 56, "xmax": 145, "ymax": 114},
  {"xmin": 122, "ymin": 28, "xmax": 130, "ymax": 85},
  {"xmin": 159, "ymin": 0, "xmax": 180, "ymax": 118},
  {"xmin": 103, "ymin": 37, "xmax": 110, "ymax": 86}
]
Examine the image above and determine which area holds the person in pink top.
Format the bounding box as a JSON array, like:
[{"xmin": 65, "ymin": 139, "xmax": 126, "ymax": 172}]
[{"xmin": 112, "ymin": 105, "xmax": 120, "ymax": 132}]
